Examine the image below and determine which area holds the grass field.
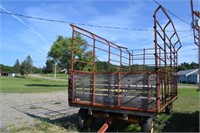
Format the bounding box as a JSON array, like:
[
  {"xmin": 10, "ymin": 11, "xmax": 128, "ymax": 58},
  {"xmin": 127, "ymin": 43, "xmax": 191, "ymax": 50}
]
[
  {"xmin": 2, "ymin": 88, "xmax": 199, "ymax": 132},
  {"xmin": 155, "ymin": 88, "xmax": 199, "ymax": 132},
  {"xmin": 0, "ymin": 76, "xmax": 67, "ymax": 93},
  {"xmin": 0, "ymin": 77, "xmax": 199, "ymax": 132},
  {"xmin": 41, "ymin": 73, "xmax": 67, "ymax": 80}
]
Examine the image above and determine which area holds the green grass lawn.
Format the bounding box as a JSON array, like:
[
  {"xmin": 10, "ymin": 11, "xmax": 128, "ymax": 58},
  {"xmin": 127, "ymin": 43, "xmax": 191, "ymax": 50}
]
[
  {"xmin": 5, "ymin": 86, "xmax": 199, "ymax": 132},
  {"xmin": 0, "ymin": 76, "xmax": 67, "ymax": 93},
  {"xmin": 41, "ymin": 73, "xmax": 67, "ymax": 80},
  {"xmin": 1, "ymin": 77, "xmax": 199, "ymax": 132},
  {"xmin": 156, "ymin": 88, "xmax": 199, "ymax": 132}
]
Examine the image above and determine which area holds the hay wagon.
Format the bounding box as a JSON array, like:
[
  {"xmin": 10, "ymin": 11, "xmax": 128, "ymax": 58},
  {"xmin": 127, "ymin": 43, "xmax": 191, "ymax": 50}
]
[{"xmin": 68, "ymin": 6, "xmax": 181, "ymax": 132}]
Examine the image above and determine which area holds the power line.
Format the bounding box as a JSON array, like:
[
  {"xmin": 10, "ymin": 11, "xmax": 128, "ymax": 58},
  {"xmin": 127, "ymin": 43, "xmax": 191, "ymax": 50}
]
[
  {"xmin": 152, "ymin": 0, "xmax": 191, "ymax": 25},
  {"xmin": 180, "ymin": 48, "xmax": 197, "ymax": 52},
  {"xmin": 179, "ymin": 34, "xmax": 193, "ymax": 39},
  {"xmin": 0, "ymin": 10, "xmax": 192, "ymax": 32}
]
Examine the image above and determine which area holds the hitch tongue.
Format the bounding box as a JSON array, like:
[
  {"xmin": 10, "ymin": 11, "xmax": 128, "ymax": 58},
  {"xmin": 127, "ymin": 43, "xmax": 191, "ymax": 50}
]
[{"xmin": 97, "ymin": 118, "xmax": 112, "ymax": 133}]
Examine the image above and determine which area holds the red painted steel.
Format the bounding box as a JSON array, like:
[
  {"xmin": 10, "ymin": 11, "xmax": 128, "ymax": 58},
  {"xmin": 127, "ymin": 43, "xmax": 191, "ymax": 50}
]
[
  {"xmin": 68, "ymin": 5, "xmax": 181, "ymax": 121},
  {"xmin": 153, "ymin": 5, "xmax": 181, "ymax": 112},
  {"xmin": 97, "ymin": 120, "xmax": 112, "ymax": 133}
]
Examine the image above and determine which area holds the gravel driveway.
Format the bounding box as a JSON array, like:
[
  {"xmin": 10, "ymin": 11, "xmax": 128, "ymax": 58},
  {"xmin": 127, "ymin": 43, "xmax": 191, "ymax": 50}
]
[{"xmin": 0, "ymin": 91, "xmax": 78, "ymax": 131}]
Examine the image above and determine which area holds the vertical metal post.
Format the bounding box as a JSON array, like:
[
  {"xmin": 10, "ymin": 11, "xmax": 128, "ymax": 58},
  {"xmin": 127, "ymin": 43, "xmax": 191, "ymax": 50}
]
[
  {"xmin": 164, "ymin": 29, "xmax": 167, "ymax": 103},
  {"xmin": 54, "ymin": 62, "xmax": 57, "ymax": 80},
  {"xmin": 190, "ymin": 0, "xmax": 200, "ymax": 90},
  {"xmin": 147, "ymin": 72, "xmax": 150, "ymax": 111},
  {"xmin": 170, "ymin": 41, "xmax": 173, "ymax": 98},
  {"xmin": 153, "ymin": 13, "xmax": 161, "ymax": 112},
  {"xmin": 92, "ymin": 36, "xmax": 96, "ymax": 105},
  {"xmin": 143, "ymin": 48, "xmax": 145, "ymax": 70},
  {"xmin": 71, "ymin": 28, "xmax": 75, "ymax": 101},
  {"xmin": 132, "ymin": 50, "xmax": 134, "ymax": 71},
  {"xmin": 108, "ymin": 45, "xmax": 111, "ymax": 72},
  {"xmin": 120, "ymin": 48, "xmax": 122, "ymax": 72},
  {"xmin": 198, "ymin": 31, "xmax": 200, "ymax": 90},
  {"xmin": 117, "ymin": 71, "xmax": 120, "ymax": 107},
  {"xmin": 129, "ymin": 52, "xmax": 131, "ymax": 71}
]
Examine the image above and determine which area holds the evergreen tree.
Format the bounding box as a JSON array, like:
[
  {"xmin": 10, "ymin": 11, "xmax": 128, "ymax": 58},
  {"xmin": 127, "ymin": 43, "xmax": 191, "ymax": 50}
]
[
  {"xmin": 13, "ymin": 59, "xmax": 20, "ymax": 73},
  {"xmin": 20, "ymin": 55, "xmax": 33, "ymax": 75}
]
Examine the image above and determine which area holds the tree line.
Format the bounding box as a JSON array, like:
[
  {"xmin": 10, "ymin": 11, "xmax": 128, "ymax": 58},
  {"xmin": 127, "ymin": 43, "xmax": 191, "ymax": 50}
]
[
  {"xmin": 1, "ymin": 34, "xmax": 198, "ymax": 75},
  {"xmin": 1, "ymin": 55, "xmax": 42, "ymax": 75},
  {"xmin": 47, "ymin": 34, "xmax": 199, "ymax": 72}
]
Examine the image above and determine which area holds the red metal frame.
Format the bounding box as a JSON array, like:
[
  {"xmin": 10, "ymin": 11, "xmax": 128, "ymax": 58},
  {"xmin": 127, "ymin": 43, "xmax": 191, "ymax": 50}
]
[{"xmin": 68, "ymin": 5, "xmax": 181, "ymax": 115}]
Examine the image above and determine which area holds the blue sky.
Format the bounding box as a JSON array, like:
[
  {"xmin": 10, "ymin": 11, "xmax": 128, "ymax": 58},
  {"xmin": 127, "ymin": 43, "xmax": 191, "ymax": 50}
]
[{"xmin": 0, "ymin": 0, "xmax": 199, "ymax": 68}]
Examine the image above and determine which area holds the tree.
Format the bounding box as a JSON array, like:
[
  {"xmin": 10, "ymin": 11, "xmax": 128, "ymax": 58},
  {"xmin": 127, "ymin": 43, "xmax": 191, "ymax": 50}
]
[
  {"xmin": 0, "ymin": 64, "xmax": 13, "ymax": 72},
  {"xmin": 20, "ymin": 61, "xmax": 27, "ymax": 75},
  {"xmin": 48, "ymin": 34, "xmax": 92, "ymax": 71},
  {"xmin": 45, "ymin": 59, "xmax": 54, "ymax": 73},
  {"xmin": 20, "ymin": 55, "xmax": 33, "ymax": 75},
  {"xmin": 26, "ymin": 55, "xmax": 33, "ymax": 73},
  {"xmin": 13, "ymin": 59, "xmax": 20, "ymax": 73},
  {"xmin": 178, "ymin": 62, "xmax": 199, "ymax": 71}
]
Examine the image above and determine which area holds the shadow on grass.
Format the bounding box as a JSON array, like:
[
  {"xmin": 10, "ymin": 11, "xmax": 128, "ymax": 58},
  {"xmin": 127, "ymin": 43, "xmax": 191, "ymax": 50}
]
[
  {"xmin": 27, "ymin": 112, "xmax": 140, "ymax": 132},
  {"xmin": 48, "ymin": 113, "xmax": 78, "ymax": 131},
  {"xmin": 26, "ymin": 112, "xmax": 79, "ymax": 131},
  {"xmin": 159, "ymin": 111, "xmax": 199, "ymax": 132},
  {"xmin": 25, "ymin": 84, "xmax": 67, "ymax": 87}
]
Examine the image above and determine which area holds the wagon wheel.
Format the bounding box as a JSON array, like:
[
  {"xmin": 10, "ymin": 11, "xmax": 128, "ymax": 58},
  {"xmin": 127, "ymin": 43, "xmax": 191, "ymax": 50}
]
[
  {"xmin": 165, "ymin": 103, "xmax": 173, "ymax": 114},
  {"xmin": 77, "ymin": 108, "xmax": 93, "ymax": 130},
  {"xmin": 141, "ymin": 117, "xmax": 155, "ymax": 133}
]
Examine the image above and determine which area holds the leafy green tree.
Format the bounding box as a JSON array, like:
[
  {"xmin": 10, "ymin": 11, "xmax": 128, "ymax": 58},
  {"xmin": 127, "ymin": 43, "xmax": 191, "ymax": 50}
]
[
  {"xmin": 45, "ymin": 59, "xmax": 54, "ymax": 73},
  {"xmin": 178, "ymin": 62, "xmax": 199, "ymax": 71},
  {"xmin": 0, "ymin": 64, "xmax": 13, "ymax": 72},
  {"xmin": 48, "ymin": 34, "xmax": 92, "ymax": 71},
  {"xmin": 32, "ymin": 66, "xmax": 43, "ymax": 74},
  {"xmin": 13, "ymin": 59, "xmax": 20, "ymax": 73},
  {"xmin": 20, "ymin": 61, "xmax": 27, "ymax": 75},
  {"xmin": 20, "ymin": 55, "xmax": 33, "ymax": 75}
]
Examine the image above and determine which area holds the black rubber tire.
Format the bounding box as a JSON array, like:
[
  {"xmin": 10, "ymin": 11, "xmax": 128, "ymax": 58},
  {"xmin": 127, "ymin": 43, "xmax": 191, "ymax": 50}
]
[
  {"xmin": 77, "ymin": 108, "xmax": 94, "ymax": 131},
  {"xmin": 165, "ymin": 103, "xmax": 173, "ymax": 114},
  {"xmin": 77, "ymin": 108, "xmax": 88, "ymax": 130},
  {"xmin": 141, "ymin": 117, "xmax": 155, "ymax": 133}
]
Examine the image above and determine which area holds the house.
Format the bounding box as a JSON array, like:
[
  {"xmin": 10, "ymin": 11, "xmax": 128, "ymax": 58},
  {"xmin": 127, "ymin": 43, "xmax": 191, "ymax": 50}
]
[
  {"xmin": 178, "ymin": 69, "xmax": 199, "ymax": 84},
  {"xmin": 0, "ymin": 72, "xmax": 12, "ymax": 76}
]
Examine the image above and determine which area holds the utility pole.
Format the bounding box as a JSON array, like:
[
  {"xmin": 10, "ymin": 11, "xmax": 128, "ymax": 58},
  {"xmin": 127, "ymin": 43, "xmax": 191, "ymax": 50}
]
[
  {"xmin": 54, "ymin": 62, "xmax": 57, "ymax": 80},
  {"xmin": 190, "ymin": 0, "xmax": 200, "ymax": 91}
]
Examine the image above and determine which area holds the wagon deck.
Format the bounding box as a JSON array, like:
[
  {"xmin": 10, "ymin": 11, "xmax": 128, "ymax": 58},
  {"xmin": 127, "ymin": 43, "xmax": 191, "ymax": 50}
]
[{"xmin": 68, "ymin": 5, "xmax": 181, "ymax": 132}]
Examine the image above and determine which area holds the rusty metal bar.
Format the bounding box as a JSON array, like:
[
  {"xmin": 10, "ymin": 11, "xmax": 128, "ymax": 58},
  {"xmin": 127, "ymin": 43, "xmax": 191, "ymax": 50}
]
[
  {"xmin": 190, "ymin": 0, "xmax": 200, "ymax": 91},
  {"xmin": 117, "ymin": 71, "xmax": 120, "ymax": 107},
  {"xmin": 97, "ymin": 119, "xmax": 112, "ymax": 133},
  {"xmin": 108, "ymin": 45, "xmax": 111, "ymax": 72},
  {"xmin": 69, "ymin": 5, "xmax": 181, "ymax": 116},
  {"xmin": 153, "ymin": 5, "xmax": 181, "ymax": 112},
  {"xmin": 147, "ymin": 72, "xmax": 150, "ymax": 111},
  {"xmin": 71, "ymin": 27, "xmax": 75, "ymax": 102},
  {"xmin": 143, "ymin": 48, "xmax": 145, "ymax": 70},
  {"xmin": 71, "ymin": 24, "xmax": 127, "ymax": 50},
  {"xmin": 71, "ymin": 101, "xmax": 157, "ymax": 113},
  {"xmin": 92, "ymin": 35, "xmax": 96, "ymax": 105}
]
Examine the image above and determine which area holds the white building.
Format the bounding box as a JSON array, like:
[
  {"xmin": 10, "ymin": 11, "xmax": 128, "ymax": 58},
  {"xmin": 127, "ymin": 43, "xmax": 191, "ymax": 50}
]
[{"xmin": 178, "ymin": 69, "xmax": 199, "ymax": 84}]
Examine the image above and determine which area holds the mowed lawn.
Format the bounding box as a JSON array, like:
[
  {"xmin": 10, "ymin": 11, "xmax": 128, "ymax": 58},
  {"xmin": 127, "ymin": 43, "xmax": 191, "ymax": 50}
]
[
  {"xmin": 156, "ymin": 88, "xmax": 199, "ymax": 132},
  {"xmin": 0, "ymin": 76, "xmax": 67, "ymax": 93},
  {"xmin": 41, "ymin": 73, "xmax": 67, "ymax": 80},
  {"xmin": 0, "ymin": 77, "xmax": 199, "ymax": 132}
]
